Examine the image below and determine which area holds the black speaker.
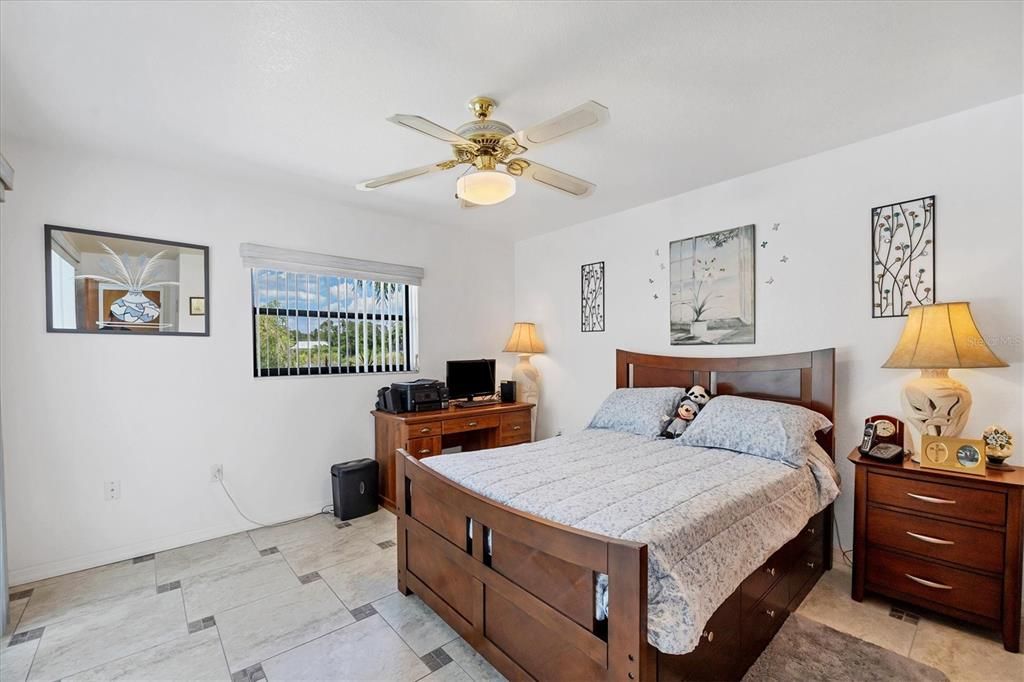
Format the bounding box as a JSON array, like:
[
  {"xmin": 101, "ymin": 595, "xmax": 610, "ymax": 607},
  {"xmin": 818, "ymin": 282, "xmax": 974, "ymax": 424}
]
[
  {"xmin": 500, "ymin": 380, "xmax": 516, "ymax": 403},
  {"xmin": 331, "ymin": 459, "xmax": 378, "ymax": 521}
]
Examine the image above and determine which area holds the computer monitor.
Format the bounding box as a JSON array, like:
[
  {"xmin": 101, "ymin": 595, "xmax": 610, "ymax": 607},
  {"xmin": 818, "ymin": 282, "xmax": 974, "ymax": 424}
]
[{"xmin": 446, "ymin": 359, "xmax": 496, "ymax": 400}]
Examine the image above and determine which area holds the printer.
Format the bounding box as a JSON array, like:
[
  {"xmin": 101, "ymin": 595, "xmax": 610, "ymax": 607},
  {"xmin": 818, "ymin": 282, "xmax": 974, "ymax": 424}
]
[{"xmin": 376, "ymin": 378, "xmax": 449, "ymax": 413}]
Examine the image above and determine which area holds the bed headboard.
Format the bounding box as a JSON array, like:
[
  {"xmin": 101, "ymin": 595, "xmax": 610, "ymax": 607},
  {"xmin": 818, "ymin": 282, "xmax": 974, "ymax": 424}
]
[{"xmin": 615, "ymin": 348, "xmax": 836, "ymax": 458}]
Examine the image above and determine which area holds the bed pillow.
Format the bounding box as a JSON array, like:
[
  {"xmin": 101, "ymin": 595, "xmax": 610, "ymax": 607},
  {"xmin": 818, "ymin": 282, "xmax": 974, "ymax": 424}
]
[
  {"xmin": 588, "ymin": 387, "xmax": 686, "ymax": 438},
  {"xmin": 678, "ymin": 395, "xmax": 832, "ymax": 467}
]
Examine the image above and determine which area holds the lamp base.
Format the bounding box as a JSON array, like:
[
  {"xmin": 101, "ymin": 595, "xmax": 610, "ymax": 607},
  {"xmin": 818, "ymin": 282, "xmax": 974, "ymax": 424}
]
[
  {"xmin": 902, "ymin": 368, "xmax": 972, "ymax": 462},
  {"xmin": 511, "ymin": 353, "xmax": 540, "ymax": 437}
]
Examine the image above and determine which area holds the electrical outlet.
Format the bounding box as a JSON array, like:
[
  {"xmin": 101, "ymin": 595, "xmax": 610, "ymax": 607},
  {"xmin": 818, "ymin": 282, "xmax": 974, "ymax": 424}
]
[
  {"xmin": 104, "ymin": 480, "xmax": 121, "ymax": 501},
  {"xmin": 210, "ymin": 464, "xmax": 223, "ymax": 483}
]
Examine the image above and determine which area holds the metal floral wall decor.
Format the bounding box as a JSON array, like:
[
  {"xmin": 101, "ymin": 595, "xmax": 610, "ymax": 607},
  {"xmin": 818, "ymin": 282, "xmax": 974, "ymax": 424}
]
[
  {"xmin": 871, "ymin": 195, "xmax": 935, "ymax": 318},
  {"xmin": 670, "ymin": 225, "xmax": 755, "ymax": 345},
  {"xmin": 581, "ymin": 261, "xmax": 605, "ymax": 332}
]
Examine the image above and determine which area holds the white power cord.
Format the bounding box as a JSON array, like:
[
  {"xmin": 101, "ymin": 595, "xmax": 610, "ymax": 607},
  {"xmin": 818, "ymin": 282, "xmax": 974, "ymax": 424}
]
[{"xmin": 218, "ymin": 477, "xmax": 332, "ymax": 529}]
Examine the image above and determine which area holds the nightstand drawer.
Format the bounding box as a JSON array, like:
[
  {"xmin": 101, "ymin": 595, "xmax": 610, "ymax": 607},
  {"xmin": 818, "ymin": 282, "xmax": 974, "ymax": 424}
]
[
  {"xmin": 408, "ymin": 436, "xmax": 442, "ymax": 458},
  {"xmin": 868, "ymin": 472, "xmax": 1006, "ymax": 526},
  {"xmin": 443, "ymin": 415, "xmax": 500, "ymax": 434},
  {"xmin": 867, "ymin": 506, "xmax": 1004, "ymax": 573},
  {"xmin": 866, "ymin": 547, "xmax": 1002, "ymax": 620},
  {"xmin": 407, "ymin": 421, "xmax": 443, "ymax": 437},
  {"xmin": 500, "ymin": 411, "xmax": 531, "ymax": 439}
]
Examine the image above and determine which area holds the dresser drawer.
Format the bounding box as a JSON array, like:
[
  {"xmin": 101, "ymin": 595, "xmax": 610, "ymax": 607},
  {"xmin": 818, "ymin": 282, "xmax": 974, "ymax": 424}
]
[
  {"xmin": 500, "ymin": 433, "xmax": 532, "ymax": 447},
  {"xmin": 406, "ymin": 421, "xmax": 442, "ymax": 438},
  {"xmin": 868, "ymin": 472, "xmax": 1006, "ymax": 526},
  {"xmin": 867, "ymin": 506, "xmax": 1004, "ymax": 573},
  {"xmin": 657, "ymin": 592, "xmax": 740, "ymax": 681},
  {"xmin": 788, "ymin": 538, "xmax": 825, "ymax": 603},
  {"xmin": 746, "ymin": 575, "xmax": 790, "ymax": 653},
  {"xmin": 866, "ymin": 547, "xmax": 1002, "ymax": 620},
  {"xmin": 408, "ymin": 436, "xmax": 442, "ymax": 458},
  {"xmin": 442, "ymin": 414, "xmax": 500, "ymax": 435},
  {"xmin": 500, "ymin": 411, "xmax": 531, "ymax": 439},
  {"xmin": 742, "ymin": 538, "xmax": 799, "ymax": 608}
]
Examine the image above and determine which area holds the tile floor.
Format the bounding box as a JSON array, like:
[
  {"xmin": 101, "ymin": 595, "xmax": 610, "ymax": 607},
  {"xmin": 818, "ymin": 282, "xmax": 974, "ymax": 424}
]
[{"xmin": 2, "ymin": 510, "xmax": 1021, "ymax": 681}]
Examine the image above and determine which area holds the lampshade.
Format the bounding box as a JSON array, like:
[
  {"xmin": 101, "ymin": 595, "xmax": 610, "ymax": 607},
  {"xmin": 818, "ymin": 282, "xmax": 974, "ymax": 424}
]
[
  {"xmin": 456, "ymin": 170, "xmax": 516, "ymax": 206},
  {"xmin": 503, "ymin": 322, "xmax": 545, "ymax": 354},
  {"xmin": 882, "ymin": 302, "xmax": 1007, "ymax": 369}
]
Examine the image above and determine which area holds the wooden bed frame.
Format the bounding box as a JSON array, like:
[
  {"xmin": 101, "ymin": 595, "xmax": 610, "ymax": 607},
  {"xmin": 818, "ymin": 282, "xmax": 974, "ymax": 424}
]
[{"xmin": 395, "ymin": 349, "xmax": 836, "ymax": 681}]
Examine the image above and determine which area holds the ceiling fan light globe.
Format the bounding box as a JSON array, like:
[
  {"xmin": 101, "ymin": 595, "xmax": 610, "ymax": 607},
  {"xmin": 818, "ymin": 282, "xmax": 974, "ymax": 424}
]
[{"xmin": 456, "ymin": 170, "xmax": 516, "ymax": 206}]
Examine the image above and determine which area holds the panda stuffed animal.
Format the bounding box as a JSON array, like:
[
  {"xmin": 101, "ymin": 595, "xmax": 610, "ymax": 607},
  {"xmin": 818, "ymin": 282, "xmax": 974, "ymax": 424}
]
[{"xmin": 661, "ymin": 386, "xmax": 711, "ymax": 438}]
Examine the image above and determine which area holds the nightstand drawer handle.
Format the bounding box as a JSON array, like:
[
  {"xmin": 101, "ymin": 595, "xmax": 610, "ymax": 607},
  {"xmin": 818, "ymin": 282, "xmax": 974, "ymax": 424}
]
[
  {"xmin": 906, "ymin": 531, "xmax": 954, "ymax": 545},
  {"xmin": 467, "ymin": 421, "xmax": 478, "ymax": 427},
  {"xmin": 906, "ymin": 492, "xmax": 956, "ymax": 505},
  {"xmin": 419, "ymin": 427, "xmax": 432, "ymax": 433},
  {"xmin": 905, "ymin": 574, "xmax": 952, "ymax": 590},
  {"xmin": 512, "ymin": 425, "xmax": 522, "ymax": 431}
]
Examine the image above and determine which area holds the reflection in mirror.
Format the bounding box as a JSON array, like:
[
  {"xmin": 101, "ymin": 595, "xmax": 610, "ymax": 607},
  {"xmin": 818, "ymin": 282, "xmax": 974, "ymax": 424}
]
[{"xmin": 45, "ymin": 225, "xmax": 210, "ymax": 336}]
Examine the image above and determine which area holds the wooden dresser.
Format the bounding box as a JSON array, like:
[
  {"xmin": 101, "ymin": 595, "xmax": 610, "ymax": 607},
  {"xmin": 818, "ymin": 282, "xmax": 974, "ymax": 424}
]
[
  {"xmin": 372, "ymin": 402, "xmax": 534, "ymax": 512},
  {"xmin": 850, "ymin": 449, "xmax": 1024, "ymax": 651}
]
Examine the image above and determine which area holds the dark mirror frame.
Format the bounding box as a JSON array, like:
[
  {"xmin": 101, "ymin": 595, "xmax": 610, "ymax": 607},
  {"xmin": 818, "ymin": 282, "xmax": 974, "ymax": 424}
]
[{"xmin": 44, "ymin": 224, "xmax": 211, "ymax": 337}]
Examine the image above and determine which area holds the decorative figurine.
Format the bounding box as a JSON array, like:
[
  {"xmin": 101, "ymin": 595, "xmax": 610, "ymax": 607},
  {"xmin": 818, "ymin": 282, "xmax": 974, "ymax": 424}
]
[{"xmin": 982, "ymin": 425, "xmax": 1014, "ymax": 468}]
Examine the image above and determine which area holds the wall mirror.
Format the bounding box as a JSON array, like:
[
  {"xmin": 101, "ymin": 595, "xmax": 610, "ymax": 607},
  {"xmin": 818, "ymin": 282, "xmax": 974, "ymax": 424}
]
[{"xmin": 45, "ymin": 225, "xmax": 210, "ymax": 336}]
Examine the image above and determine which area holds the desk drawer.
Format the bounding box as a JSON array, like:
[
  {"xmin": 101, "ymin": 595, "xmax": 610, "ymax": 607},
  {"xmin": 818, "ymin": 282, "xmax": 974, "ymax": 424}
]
[
  {"xmin": 867, "ymin": 472, "xmax": 1005, "ymax": 526},
  {"xmin": 408, "ymin": 436, "xmax": 442, "ymax": 458},
  {"xmin": 443, "ymin": 415, "xmax": 500, "ymax": 435},
  {"xmin": 407, "ymin": 421, "xmax": 442, "ymax": 438},
  {"xmin": 867, "ymin": 506, "xmax": 1004, "ymax": 573},
  {"xmin": 500, "ymin": 411, "xmax": 531, "ymax": 439},
  {"xmin": 866, "ymin": 547, "xmax": 1002, "ymax": 620}
]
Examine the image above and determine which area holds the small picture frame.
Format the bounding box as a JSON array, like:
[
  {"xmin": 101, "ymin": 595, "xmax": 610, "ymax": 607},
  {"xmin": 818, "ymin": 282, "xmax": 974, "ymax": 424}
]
[
  {"xmin": 189, "ymin": 296, "xmax": 206, "ymax": 316},
  {"xmin": 920, "ymin": 436, "xmax": 987, "ymax": 477}
]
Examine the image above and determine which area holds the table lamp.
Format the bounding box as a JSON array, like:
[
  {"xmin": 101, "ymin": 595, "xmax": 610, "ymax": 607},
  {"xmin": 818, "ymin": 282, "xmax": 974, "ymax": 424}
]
[
  {"xmin": 883, "ymin": 302, "xmax": 1007, "ymax": 458},
  {"xmin": 503, "ymin": 322, "xmax": 545, "ymax": 436}
]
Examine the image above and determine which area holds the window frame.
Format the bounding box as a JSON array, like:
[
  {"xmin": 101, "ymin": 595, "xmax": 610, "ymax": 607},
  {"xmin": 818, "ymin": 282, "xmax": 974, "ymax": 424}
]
[{"xmin": 249, "ymin": 269, "xmax": 418, "ymax": 378}]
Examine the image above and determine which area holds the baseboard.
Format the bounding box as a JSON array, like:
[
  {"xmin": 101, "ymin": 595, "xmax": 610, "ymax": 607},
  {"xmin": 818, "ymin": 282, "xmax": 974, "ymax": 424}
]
[{"xmin": 9, "ymin": 504, "xmax": 329, "ymax": 586}]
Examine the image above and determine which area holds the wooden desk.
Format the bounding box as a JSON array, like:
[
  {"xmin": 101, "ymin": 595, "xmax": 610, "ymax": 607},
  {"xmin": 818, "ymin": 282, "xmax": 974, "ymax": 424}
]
[
  {"xmin": 372, "ymin": 402, "xmax": 535, "ymax": 511},
  {"xmin": 849, "ymin": 449, "xmax": 1024, "ymax": 651}
]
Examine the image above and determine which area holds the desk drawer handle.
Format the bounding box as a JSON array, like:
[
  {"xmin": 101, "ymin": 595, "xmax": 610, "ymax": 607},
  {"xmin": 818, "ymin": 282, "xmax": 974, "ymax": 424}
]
[
  {"xmin": 512, "ymin": 425, "xmax": 522, "ymax": 431},
  {"xmin": 419, "ymin": 427, "xmax": 432, "ymax": 434},
  {"xmin": 906, "ymin": 492, "xmax": 956, "ymax": 505},
  {"xmin": 418, "ymin": 448, "xmax": 431, "ymax": 455},
  {"xmin": 906, "ymin": 531, "xmax": 954, "ymax": 546},
  {"xmin": 905, "ymin": 573, "xmax": 952, "ymax": 590},
  {"xmin": 467, "ymin": 421, "xmax": 478, "ymax": 427}
]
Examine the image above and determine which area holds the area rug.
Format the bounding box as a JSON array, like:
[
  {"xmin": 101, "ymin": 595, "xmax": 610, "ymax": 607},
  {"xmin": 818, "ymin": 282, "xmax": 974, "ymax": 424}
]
[{"xmin": 743, "ymin": 614, "xmax": 948, "ymax": 681}]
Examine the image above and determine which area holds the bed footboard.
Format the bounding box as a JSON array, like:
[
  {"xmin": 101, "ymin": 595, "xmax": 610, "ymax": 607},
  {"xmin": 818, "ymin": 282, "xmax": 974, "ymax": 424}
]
[{"xmin": 396, "ymin": 450, "xmax": 650, "ymax": 682}]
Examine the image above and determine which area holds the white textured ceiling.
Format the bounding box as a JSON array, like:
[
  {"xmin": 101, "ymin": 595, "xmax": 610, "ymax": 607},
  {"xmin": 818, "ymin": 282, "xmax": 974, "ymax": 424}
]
[{"xmin": 2, "ymin": 1, "xmax": 1021, "ymax": 237}]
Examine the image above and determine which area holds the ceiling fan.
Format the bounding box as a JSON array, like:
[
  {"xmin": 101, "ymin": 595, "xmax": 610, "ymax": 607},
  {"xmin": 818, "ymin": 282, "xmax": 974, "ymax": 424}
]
[{"xmin": 356, "ymin": 96, "xmax": 609, "ymax": 207}]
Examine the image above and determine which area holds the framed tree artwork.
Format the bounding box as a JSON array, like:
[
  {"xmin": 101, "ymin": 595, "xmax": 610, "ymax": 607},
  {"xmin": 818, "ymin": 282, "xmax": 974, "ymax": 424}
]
[
  {"xmin": 581, "ymin": 261, "xmax": 605, "ymax": 332},
  {"xmin": 670, "ymin": 225, "xmax": 755, "ymax": 345},
  {"xmin": 871, "ymin": 195, "xmax": 935, "ymax": 318}
]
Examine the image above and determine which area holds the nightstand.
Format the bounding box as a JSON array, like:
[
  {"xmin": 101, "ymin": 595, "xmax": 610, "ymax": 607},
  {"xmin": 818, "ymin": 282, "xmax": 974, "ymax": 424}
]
[{"xmin": 849, "ymin": 448, "xmax": 1024, "ymax": 652}]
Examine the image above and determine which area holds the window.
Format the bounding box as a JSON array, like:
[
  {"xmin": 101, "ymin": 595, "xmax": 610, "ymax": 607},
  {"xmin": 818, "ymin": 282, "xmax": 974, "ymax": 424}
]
[
  {"xmin": 50, "ymin": 247, "xmax": 78, "ymax": 329},
  {"xmin": 251, "ymin": 269, "xmax": 418, "ymax": 377}
]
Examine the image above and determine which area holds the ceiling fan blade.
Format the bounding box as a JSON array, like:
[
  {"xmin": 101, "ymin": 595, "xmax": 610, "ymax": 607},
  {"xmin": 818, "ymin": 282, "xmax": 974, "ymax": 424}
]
[
  {"xmin": 387, "ymin": 115, "xmax": 478, "ymax": 149},
  {"xmin": 516, "ymin": 160, "xmax": 595, "ymax": 198},
  {"xmin": 506, "ymin": 101, "xmax": 609, "ymax": 149},
  {"xmin": 356, "ymin": 160, "xmax": 456, "ymax": 191}
]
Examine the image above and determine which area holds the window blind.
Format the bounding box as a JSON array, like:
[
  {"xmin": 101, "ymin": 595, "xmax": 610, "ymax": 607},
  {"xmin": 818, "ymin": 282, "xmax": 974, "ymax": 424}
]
[
  {"xmin": 240, "ymin": 243, "xmax": 424, "ymax": 287},
  {"xmin": 249, "ymin": 267, "xmax": 419, "ymax": 377}
]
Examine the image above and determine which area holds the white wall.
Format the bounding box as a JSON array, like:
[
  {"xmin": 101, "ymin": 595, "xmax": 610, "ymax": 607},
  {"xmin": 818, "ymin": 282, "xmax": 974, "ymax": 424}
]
[
  {"xmin": 514, "ymin": 96, "xmax": 1024, "ymax": 551},
  {"xmin": 0, "ymin": 139, "xmax": 515, "ymax": 584}
]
